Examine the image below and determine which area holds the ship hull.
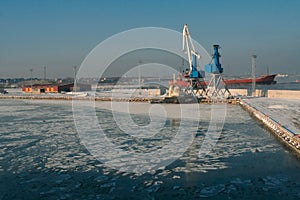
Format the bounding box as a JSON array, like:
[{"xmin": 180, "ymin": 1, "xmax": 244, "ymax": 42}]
[
  {"xmin": 169, "ymin": 74, "xmax": 277, "ymax": 87},
  {"xmin": 224, "ymin": 74, "xmax": 277, "ymax": 85}
]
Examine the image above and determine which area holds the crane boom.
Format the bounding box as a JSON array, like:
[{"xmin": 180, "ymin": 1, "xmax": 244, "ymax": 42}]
[{"xmin": 182, "ymin": 24, "xmax": 202, "ymax": 78}]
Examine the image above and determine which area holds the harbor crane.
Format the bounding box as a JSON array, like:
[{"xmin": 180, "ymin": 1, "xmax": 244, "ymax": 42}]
[
  {"xmin": 167, "ymin": 24, "xmax": 231, "ymax": 101},
  {"xmin": 205, "ymin": 45, "xmax": 231, "ymax": 99},
  {"xmin": 182, "ymin": 24, "xmax": 202, "ymax": 79},
  {"xmin": 168, "ymin": 24, "xmax": 206, "ymax": 98}
]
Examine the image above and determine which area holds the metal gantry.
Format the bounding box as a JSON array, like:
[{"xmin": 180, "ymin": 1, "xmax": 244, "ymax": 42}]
[
  {"xmin": 204, "ymin": 45, "xmax": 231, "ymax": 100},
  {"xmin": 175, "ymin": 24, "xmax": 206, "ymax": 97},
  {"xmin": 168, "ymin": 24, "xmax": 231, "ymax": 101}
]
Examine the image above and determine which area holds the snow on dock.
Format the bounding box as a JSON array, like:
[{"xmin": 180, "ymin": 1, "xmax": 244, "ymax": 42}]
[{"xmin": 240, "ymin": 98, "xmax": 300, "ymax": 154}]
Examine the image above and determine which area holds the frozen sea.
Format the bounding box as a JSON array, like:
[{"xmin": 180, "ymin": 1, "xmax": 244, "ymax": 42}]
[{"xmin": 1, "ymin": 99, "xmax": 300, "ymax": 199}]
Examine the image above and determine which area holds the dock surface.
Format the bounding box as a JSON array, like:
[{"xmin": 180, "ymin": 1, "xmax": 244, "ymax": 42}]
[{"xmin": 240, "ymin": 98, "xmax": 300, "ymax": 155}]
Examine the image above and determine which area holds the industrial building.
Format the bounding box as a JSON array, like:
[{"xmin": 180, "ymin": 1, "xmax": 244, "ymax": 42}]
[{"xmin": 22, "ymin": 83, "xmax": 91, "ymax": 93}]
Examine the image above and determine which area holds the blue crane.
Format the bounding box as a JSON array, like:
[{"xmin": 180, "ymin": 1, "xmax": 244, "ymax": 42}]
[
  {"xmin": 182, "ymin": 24, "xmax": 204, "ymax": 79},
  {"xmin": 205, "ymin": 44, "xmax": 223, "ymax": 74}
]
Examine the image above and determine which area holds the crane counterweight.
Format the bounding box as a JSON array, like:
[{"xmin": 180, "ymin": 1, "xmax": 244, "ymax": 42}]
[{"xmin": 205, "ymin": 45, "xmax": 223, "ymax": 74}]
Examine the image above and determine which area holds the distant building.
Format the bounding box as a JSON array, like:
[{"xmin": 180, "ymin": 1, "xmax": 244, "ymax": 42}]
[
  {"xmin": 58, "ymin": 83, "xmax": 91, "ymax": 93},
  {"xmin": 22, "ymin": 83, "xmax": 91, "ymax": 93},
  {"xmin": 0, "ymin": 84, "xmax": 8, "ymax": 94}
]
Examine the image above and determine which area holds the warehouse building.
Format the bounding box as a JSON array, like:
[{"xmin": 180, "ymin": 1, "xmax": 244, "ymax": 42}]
[{"xmin": 22, "ymin": 83, "xmax": 91, "ymax": 93}]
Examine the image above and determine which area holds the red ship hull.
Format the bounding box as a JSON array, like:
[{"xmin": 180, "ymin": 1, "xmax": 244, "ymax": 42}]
[
  {"xmin": 169, "ymin": 74, "xmax": 277, "ymax": 87},
  {"xmin": 224, "ymin": 74, "xmax": 277, "ymax": 85}
]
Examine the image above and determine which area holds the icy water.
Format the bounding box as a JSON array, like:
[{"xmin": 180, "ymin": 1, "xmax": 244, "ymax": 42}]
[{"xmin": 1, "ymin": 99, "xmax": 300, "ymax": 200}]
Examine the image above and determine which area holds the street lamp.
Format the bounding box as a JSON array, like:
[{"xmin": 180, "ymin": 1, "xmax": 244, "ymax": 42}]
[{"xmin": 73, "ymin": 66, "xmax": 77, "ymax": 92}]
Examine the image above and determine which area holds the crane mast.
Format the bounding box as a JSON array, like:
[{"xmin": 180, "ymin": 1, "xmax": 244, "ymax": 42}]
[
  {"xmin": 182, "ymin": 24, "xmax": 201, "ymax": 78},
  {"xmin": 205, "ymin": 45, "xmax": 231, "ymax": 99}
]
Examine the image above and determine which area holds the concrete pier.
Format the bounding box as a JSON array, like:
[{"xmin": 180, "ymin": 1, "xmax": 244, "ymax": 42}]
[
  {"xmin": 0, "ymin": 94, "xmax": 240, "ymax": 104},
  {"xmin": 230, "ymin": 89, "xmax": 300, "ymax": 99},
  {"xmin": 240, "ymin": 99, "xmax": 300, "ymax": 155},
  {"xmin": 0, "ymin": 95, "xmax": 151, "ymax": 102}
]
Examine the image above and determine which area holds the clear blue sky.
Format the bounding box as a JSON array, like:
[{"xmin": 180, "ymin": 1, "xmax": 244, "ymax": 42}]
[{"xmin": 0, "ymin": 0, "xmax": 299, "ymax": 78}]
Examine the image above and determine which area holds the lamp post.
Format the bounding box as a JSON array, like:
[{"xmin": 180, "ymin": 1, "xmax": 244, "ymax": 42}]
[
  {"xmin": 30, "ymin": 68, "xmax": 33, "ymax": 92},
  {"xmin": 44, "ymin": 66, "xmax": 46, "ymax": 80},
  {"xmin": 73, "ymin": 66, "xmax": 77, "ymax": 92},
  {"xmin": 138, "ymin": 60, "xmax": 142, "ymax": 95},
  {"xmin": 251, "ymin": 55, "xmax": 257, "ymax": 96}
]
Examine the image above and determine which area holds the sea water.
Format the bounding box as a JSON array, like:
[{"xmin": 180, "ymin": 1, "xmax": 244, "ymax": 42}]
[{"xmin": 0, "ymin": 99, "xmax": 300, "ymax": 199}]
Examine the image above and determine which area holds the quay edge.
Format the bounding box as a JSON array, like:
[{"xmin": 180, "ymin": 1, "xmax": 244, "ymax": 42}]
[{"xmin": 239, "ymin": 99, "xmax": 300, "ymax": 156}]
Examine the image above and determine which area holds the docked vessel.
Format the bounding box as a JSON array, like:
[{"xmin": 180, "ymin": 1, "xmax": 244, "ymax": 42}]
[
  {"xmin": 169, "ymin": 74, "xmax": 277, "ymax": 88},
  {"xmin": 224, "ymin": 74, "xmax": 277, "ymax": 85}
]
